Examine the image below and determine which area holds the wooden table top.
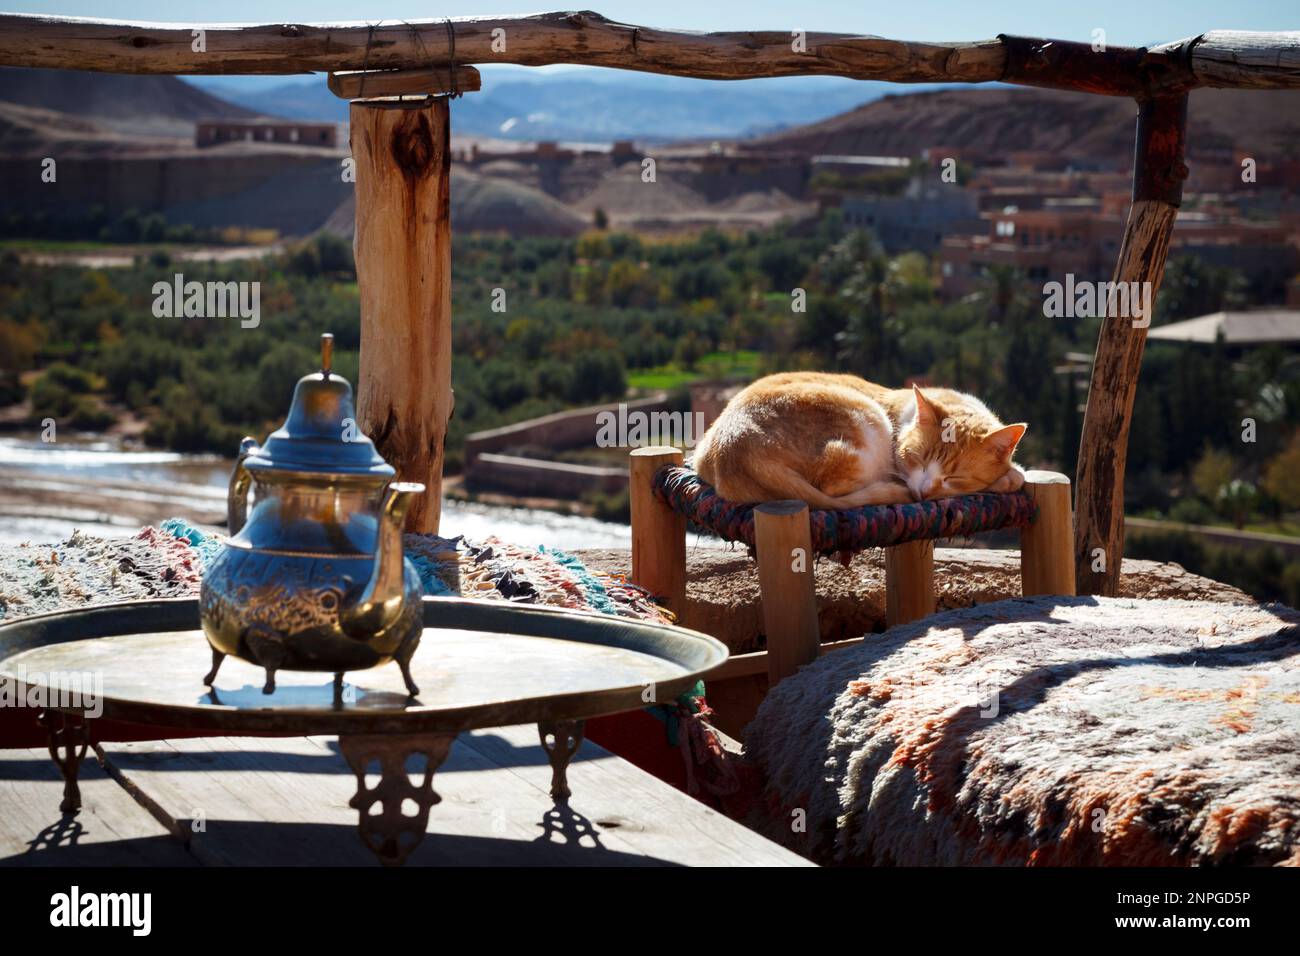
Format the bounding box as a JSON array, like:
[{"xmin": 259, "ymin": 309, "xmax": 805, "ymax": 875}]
[{"xmin": 1, "ymin": 726, "xmax": 811, "ymax": 867}]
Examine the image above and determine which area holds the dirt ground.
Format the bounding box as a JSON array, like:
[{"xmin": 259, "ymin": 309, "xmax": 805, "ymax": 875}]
[{"xmin": 574, "ymin": 546, "xmax": 1253, "ymax": 653}]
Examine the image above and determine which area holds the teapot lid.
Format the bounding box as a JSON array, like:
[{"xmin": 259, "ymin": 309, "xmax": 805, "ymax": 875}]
[{"xmin": 244, "ymin": 333, "xmax": 395, "ymax": 478}]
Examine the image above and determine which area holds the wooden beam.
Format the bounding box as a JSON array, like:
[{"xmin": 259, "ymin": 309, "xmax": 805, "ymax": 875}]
[
  {"xmin": 753, "ymin": 500, "xmax": 820, "ymax": 686},
  {"xmin": 704, "ymin": 635, "xmax": 865, "ymax": 682},
  {"xmin": 0, "ymin": 12, "xmax": 989, "ymax": 82},
  {"xmin": 352, "ymin": 95, "xmax": 453, "ymax": 534},
  {"xmin": 1075, "ymin": 93, "xmax": 1188, "ymax": 596},
  {"xmin": 328, "ymin": 66, "xmax": 481, "ymax": 100},
  {"xmin": 629, "ymin": 447, "xmax": 687, "ymax": 621},
  {"xmin": 3, "ymin": 14, "xmax": 1299, "ymax": 91},
  {"xmin": 1073, "ymin": 197, "xmax": 1180, "ymax": 595},
  {"xmin": 998, "ymin": 35, "xmax": 1151, "ymax": 97},
  {"xmin": 1186, "ymin": 30, "xmax": 1300, "ymax": 89}
]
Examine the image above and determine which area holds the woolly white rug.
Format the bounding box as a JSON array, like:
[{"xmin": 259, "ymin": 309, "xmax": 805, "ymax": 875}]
[{"xmin": 745, "ymin": 596, "xmax": 1300, "ymax": 866}]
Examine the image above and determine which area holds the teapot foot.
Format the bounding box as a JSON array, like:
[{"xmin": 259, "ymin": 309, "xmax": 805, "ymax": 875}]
[
  {"xmin": 396, "ymin": 645, "xmax": 420, "ymax": 697},
  {"xmin": 202, "ymin": 648, "xmax": 225, "ymax": 686},
  {"xmin": 245, "ymin": 624, "xmax": 286, "ymax": 696}
]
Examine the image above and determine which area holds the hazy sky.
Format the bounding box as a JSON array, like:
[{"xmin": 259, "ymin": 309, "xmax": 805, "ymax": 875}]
[{"xmin": 6, "ymin": 0, "xmax": 1297, "ymax": 47}]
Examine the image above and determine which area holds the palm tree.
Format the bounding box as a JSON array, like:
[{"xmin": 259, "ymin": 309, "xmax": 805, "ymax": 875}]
[{"xmin": 982, "ymin": 263, "xmax": 1023, "ymax": 327}]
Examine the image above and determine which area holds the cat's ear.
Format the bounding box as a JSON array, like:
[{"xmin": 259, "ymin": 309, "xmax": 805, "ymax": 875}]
[
  {"xmin": 984, "ymin": 423, "xmax": 1027, "ymax": 459},
  {"xmin": 912, "ymin": 384, "xmax": 940, "ymax": 427}
]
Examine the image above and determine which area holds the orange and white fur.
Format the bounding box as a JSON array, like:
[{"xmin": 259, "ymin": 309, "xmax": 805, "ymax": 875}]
[{"xmin": 692, "ymin": 372, "xmax": 1026, "ymax": 508}]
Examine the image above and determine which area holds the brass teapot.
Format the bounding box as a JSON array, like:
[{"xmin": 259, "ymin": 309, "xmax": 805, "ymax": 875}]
[{"xmin": 199, "ymin": 334, "xmax": 426, "ymax": 696}]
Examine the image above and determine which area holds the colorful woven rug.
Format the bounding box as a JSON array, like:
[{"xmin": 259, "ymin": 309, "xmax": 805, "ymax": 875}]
[
  {"xmin": 745, "ymin": 596, "xmax": 1300, "ymax": 866},
  {"xmin": 0, "ymin": 519, "xmax": 669, "ymax": 625}
]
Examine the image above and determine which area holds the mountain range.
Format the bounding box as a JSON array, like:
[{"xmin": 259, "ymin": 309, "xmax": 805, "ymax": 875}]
[
  {"xmin": 756, "ymin": 85, "xmax": 1300, "ymax": 162},
  {"xmin": 184, "ymin": 67, "xmax": 926, "ymax": 143},
  {"xmin": 6, "ymin": 64, "xmax": 1296, "ymax": 163},
  {"xmin": 0, "ymin": 67, "xmax": 254, "ymax": 140}
]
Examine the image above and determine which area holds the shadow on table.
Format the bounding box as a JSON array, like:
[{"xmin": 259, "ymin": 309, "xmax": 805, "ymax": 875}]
[
  {"xmin": 0, "ymin": 729, "xmax": 601, "ymax": 779},
  {"xmin": 3, "ymin": 814, "xmax": 682, "ymax": 867},
  {"xmin": 1, "ymin": 814, "xmax": 196, "ymax": 867}
]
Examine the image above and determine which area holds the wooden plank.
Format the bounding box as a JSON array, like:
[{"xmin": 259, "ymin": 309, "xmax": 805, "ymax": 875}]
[
  {"xmin": 352, "ymin": 96, "xmax": 453, "ymax": 533},
  {"xmin": 0, "ymin": 747, "xmax": 193, "ymax": 866},
  {"xmin": 466, "ymin": 724, "xmax": 811, "ymax": 865},
  {"xmin": 328, "ymin": 66, "xmax": 482, "ymax": 100},
  {"xmin": 0, "ymin": 13, "xmax": 1007, "ymax": 84},
  {"xmin": 99, "ymin": 735, "xmax": 528, "ymax": 866},
  {"xmin": 706, "ymin": 635, "xmax": 867, "ymax": 681},
  {"xmin": 99, "ymin": 730, "xmax": 809, "ymax": 866}
]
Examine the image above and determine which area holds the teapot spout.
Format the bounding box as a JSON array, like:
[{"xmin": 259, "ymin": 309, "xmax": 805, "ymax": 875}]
[{"xmin": 340, "ymin": 481, "xmax": 424, "ymax": 639}]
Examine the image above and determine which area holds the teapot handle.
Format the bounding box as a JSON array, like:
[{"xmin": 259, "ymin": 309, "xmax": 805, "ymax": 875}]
[{"xmin": 227, "ymin": 437, "xmax": 259, "ymax": 534}]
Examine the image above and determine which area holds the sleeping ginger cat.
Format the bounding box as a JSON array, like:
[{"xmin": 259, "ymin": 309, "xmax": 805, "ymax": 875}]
[{"xmin": 692, "ymin": 372, "xmax": 1026, "ymax": 508}]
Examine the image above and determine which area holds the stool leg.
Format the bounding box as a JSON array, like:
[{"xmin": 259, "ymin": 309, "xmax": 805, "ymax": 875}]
[
  {"xmin": 629, "ymin": 447, "xmax": 687, "ymax": 621},
  {"xmin": 885, "ymin": 540, "xmax": 935, "ymax": 627},
  {"xmin": 1020, "ymin": 470, "xmax": 1076, "ymax": 596},
  {"xmin": 755, "ymin": 500, "xmax": 820, "ymax": 686}
]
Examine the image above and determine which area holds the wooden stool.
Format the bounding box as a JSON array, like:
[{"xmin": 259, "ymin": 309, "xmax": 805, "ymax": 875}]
[{"xmin": 629, "ymin": 448, "xmax": 1076, "ymax": 694}]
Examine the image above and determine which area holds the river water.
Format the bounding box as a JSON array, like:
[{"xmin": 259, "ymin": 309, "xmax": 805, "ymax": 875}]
[{"xmin": 0, "ymin": 434, "xmax": 636, "ymax": 549}]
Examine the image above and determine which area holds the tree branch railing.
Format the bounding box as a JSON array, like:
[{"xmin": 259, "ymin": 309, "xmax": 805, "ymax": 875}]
[{"xmin": 0, "ymin": 12, "xmax": 1297, "ymax": 91}]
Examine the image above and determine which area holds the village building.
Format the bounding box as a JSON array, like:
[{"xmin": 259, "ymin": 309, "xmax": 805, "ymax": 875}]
[{"xmin": 196, "ymin": 119, "xmax": 339, "ymax": 149}]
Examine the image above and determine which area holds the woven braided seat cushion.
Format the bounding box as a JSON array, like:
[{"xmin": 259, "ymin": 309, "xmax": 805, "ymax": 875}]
[
  {"xmin": 744, "ymin": 596, "xmax": 1300, "ymax": 866},
  {"xmin": 652, "ymin": 465, "xmax": 1036, "ymax": 558}
]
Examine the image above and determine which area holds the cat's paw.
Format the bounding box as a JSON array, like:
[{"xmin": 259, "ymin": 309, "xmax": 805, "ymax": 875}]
[
  {"xmin": 873, "ymin": 482, "xmax": 915, "ymax": 505},
  {"xmin": 986, "ymin": 467, "xmax": 1025, "ymax": 494}
]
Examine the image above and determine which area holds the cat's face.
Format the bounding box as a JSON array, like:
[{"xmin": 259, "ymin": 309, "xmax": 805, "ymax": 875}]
[{"xmin": 895, "ymin": 386, "xmax": 1026, "ymax": 500}]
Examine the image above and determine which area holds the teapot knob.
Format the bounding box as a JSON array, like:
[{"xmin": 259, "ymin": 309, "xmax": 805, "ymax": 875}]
[{"xmin": 320, "ymin": 333, "xmax": 334, "ymax": 378}]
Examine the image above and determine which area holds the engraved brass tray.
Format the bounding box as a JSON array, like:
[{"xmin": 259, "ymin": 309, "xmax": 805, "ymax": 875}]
[{"xmin": 0, "ymin": 598, "xmax": 728, "ymax": 865}]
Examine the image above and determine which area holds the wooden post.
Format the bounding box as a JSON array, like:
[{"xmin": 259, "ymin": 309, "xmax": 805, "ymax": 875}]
[
  {"xmin": 885, "ymin": 540, "xmax": 935, "ymax": 627},
  {"xmin": 1020, "ymin": 470, "xmax": 1076, "ymax": 596},
  {"xmin": 754, "ymin": 501, "xmax": 820, "ymax": 686},
  {"xmin": 352, "ymin": 95, "xmax": 453, "ymax": 533},
  {"xmin": 629, "ymin": 447, "xmax": 687, "ymax": 621},
  {"xmin": 1074, "ymin": 92, "xmax": 1188, "ymax": 595}
]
